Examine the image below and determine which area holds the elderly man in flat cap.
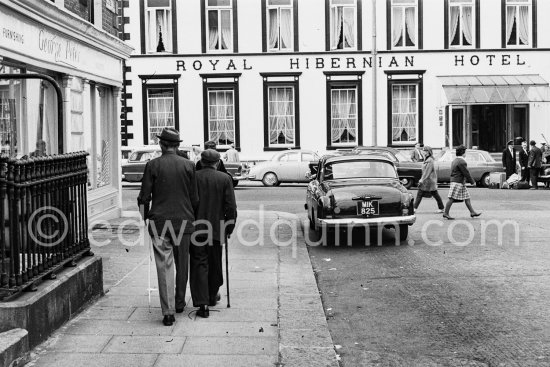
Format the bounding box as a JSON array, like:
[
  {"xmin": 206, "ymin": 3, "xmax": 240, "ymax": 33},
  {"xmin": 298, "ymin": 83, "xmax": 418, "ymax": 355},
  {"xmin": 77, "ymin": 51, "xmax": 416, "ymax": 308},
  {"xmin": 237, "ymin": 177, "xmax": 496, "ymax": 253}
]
[
  {"xmin": 190, "ymin": 149, "xmax": 237, "ymax": 317},
  {"xmin": 137, "ymin": 128, "xmax": 199, "ymax": 326},
  {"xmin": 196, "ymin": 140, "xmax": 228, "ymax": 174}
]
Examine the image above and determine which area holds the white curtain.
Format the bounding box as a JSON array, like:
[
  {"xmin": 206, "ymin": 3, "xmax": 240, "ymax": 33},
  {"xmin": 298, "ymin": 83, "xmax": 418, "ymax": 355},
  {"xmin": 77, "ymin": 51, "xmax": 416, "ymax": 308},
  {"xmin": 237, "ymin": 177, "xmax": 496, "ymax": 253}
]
[
  {"xmin": 392, "ymin": 7, "xmax": 403, "ymax": 47},
  {"xmin": 209, "ymin": 91, "xmax": 235, "ymax": 145},
  {"xmin": 208, "ymin": 11, "xmax": 219, "ymax": 49},
  {"xmin": 147, "ymin": 11, "xmax": 155, "ymax": 51},
  {"xmin": 518, "ymin": 6, "xmax": 529, "ymax": 45},
  {"xmin": 506, "ymin": 6, "xmax": 516, "ymax": 45},
  {"xmin": 220, "ymin": 10, "xmax": 232, "ymax": 50},
  {"xmin": 449, "ymin": 6, "xmax": 460, "ymax": 45},
  {"xmin": 269, "ymin": 88, "xmax": 294, "ymax": 145},
  {"xmin": 392, "ymin": 85, "xmax": 417, "ymax": 142},
  {"xmin": 343, "ymin": 7, "xmax": 355, "ymax": 48},
  {"xmin": 331, "ymin": 90, "xmax": 356, "ymax": 144},
  {"xmin": 224, "ymin": 91, "xmax": 235, "ymax": 143},
  {"xmin": 330, "ymin": 7, "xmax": 343, "ymax": 49},
  {"xmin": 280, "ymin": 8, "xmax": 292, "ymax": 49},
  {"xmin": 404, "ymin": 7, "xmax": 416, "ymax": 46},
  {"xmin": 462, "ymin": 6, "xmax": 473, "ymax": 46},
  {"xmin": 268, "ymin": 9, "xmax": 279, "ymax": 49}
]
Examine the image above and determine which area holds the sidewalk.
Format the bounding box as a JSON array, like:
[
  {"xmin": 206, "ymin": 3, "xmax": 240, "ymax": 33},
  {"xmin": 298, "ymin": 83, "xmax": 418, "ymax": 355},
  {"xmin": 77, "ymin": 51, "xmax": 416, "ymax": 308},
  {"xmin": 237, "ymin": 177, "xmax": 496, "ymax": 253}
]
[{"xmin": 25, "ymin": 211, "xmax": 339, "ymax": 367}]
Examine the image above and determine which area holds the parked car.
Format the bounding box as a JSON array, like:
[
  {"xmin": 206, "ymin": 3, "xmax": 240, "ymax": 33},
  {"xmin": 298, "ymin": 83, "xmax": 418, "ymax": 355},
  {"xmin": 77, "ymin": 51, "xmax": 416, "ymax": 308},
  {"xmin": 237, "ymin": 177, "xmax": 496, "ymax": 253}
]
[
  {"xmin": 121, "ymin": 146, "xmax": 246, "ymax": 186},
  {"xmin": 305, "ymin": 154, "xmax": 415, "ymax": 242},
  {"xmin": 352, "ymin": 146, "xmax": 422, "ymax": 189},
  {"xmin": 247, "ymin": 150, "xmax": 320, "ymax": 186},
  {"xmin": 434, "ymin": 149, "xmax": 503, "ymax": 187}
]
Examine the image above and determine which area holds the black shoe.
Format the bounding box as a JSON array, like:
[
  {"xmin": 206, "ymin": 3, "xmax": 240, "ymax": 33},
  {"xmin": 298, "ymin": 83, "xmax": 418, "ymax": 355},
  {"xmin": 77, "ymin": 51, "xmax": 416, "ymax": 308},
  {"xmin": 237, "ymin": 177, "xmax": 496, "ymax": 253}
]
[
  {"xmin": 470, "ymin": 212, "xmax": 482, "ymax": 218},
  {"xmin": 442, "ymin": 214, "xmax": 455, "ymax": 220},
  {"xmin": 162, "ymin": 315, "xmax": 175, "ymax": 326},
  {"xmin": 196, "ymin": 305, "xmax": 209, "ymax": 318},
  {"xmin": 176, "ymin": 308, "xmax": 184, "ymax": 313}
]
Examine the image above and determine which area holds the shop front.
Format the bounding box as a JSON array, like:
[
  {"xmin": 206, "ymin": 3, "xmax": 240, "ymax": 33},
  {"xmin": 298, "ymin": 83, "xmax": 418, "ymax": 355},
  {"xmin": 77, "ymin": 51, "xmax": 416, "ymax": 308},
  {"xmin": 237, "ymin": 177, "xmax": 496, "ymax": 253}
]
[{"xmin": 0, "ymin": 0, "xmax": 132, "ymax": 220}]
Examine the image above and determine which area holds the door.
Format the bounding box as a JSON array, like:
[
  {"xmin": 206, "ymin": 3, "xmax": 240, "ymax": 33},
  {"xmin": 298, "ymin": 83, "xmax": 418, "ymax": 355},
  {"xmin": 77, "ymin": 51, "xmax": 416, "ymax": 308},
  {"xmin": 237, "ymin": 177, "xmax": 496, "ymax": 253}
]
[
  {"xmin": 512, "ymin": 105, "xmax": 528, "ymax": 142},
  {"xmin": 277, "ymin": 151, "xmax": 301, "ymax": 181},
  {"xmin": 452, "ymin": 107, "xmax": 466, "ymax": 147}
]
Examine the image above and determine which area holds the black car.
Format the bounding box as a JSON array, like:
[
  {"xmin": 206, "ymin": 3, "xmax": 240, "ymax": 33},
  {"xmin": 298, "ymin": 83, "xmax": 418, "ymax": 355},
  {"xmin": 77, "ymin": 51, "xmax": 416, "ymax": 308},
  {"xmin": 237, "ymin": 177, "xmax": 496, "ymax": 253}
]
[
  {"xmin": 305, "ymin": 154, "xmax": 415, "ymax": 242},
  {"xmin": 351, "ymin": 146, "xmax": 422, "ymax": 189}
]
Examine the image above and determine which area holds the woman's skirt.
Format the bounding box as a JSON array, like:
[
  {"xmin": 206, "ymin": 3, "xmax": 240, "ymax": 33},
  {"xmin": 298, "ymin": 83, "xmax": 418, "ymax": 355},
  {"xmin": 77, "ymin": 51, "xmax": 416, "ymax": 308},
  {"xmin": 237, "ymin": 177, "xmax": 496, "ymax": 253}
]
[{"xmin": 448, "ymin": 182, "xmax": 470, "ymax": 201}]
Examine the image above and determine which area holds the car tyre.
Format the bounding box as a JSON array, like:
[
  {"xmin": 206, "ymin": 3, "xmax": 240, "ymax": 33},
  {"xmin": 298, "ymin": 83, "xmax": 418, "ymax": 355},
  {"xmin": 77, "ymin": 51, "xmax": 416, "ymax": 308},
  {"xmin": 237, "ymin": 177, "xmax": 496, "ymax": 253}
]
[
  {"xmin": 401, "ymin": 178, "xmax": 413, "ymax": 189},
  {"xmin": 396, "ymin": 224, "xmax": 409, "ymax": 242},
  {"xmin": 262, "ymin": 172, "xmax": 279, "ymax": 187},
  {"xmin": 480, "ymin": 173, "xmax": 490, "ymax": 188}
]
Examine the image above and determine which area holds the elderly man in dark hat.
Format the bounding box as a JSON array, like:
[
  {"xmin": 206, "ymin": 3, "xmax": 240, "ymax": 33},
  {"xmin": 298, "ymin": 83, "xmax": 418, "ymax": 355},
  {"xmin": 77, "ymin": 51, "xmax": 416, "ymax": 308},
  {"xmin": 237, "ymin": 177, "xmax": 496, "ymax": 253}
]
[
  {"xmin": 502, "ymin": 140, "xmax": 517, "ymax": 179},
  {"xmin": 190, "ymin": 149, "xmax": 237, "ymax": 317},
  {"xmin": 137, "ymin": 127, "xmax": 199, "ymax": 326},
  {"xmin": 528, "ymin": 140, "xmax": 543, "ymax": 189}
]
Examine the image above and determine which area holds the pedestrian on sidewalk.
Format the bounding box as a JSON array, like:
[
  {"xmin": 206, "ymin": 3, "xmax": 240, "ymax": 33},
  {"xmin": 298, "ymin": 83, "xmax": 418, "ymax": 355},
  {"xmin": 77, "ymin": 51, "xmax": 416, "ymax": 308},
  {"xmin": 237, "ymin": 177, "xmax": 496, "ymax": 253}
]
[
  {"xmin": 502, "ymin": 140, "xmax": 517, "ymax": 179},
  {"xmin": 443, "ymin": 145, "xmax": 481, "ymax": 220},
  {"xmin": 196, "ymin": 140, "xmax": 228, "ymax": 174},
  {"xmin": 519, "ymin": 140, "xmax": 530, "ymax": 183},
  {"xmin": 224, "ymin": 143, "xmax": 240, "ymax": 163},
  {"xmin": 414, "ymin": 146, "xmax": 444, "ymax": 213},
  {"xmin": 528, "ymin": 140, "xmax": 542, "ymax": 190},
  {"xmin": 190, "ymin": 149, "xmax": 237, "ymax": 318},
  {"xmin": 137, "ymin": 127, "xmax": 199, "ymax": 326}
]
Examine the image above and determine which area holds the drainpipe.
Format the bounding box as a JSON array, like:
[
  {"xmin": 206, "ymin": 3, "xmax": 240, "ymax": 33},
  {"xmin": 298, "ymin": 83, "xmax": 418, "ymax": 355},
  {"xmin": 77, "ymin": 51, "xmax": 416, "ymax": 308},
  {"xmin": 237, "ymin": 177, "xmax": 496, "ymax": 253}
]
[
  {"xmin": 371, "ymin": 0, "xmax": 377, "ymax": 146},
  {"xmin": 0, "ymin": 73, "xmax": 64, "ymax": 153}
]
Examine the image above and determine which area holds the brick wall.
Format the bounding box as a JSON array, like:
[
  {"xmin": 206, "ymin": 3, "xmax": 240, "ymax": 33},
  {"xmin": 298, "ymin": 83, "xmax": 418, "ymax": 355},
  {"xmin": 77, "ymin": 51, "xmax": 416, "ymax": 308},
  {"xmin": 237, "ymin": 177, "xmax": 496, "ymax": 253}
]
[
  {"xmin": 64, "ymin": 0, "xmax": 91, "ymax": 22},
  {"xmin": 102, "ymin": 0, "xmax": 119, "ymax": 37}
]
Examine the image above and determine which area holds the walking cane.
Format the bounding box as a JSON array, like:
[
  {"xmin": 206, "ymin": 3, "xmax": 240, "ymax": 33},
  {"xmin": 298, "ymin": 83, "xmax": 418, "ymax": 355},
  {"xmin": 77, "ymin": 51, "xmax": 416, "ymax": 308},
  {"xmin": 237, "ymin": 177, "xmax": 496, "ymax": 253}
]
[
  {"xmin": 144, "ymin": 219, "xmax": 156, "ymax": 313},
  {"xmin": 225, "ymin": 235, "xmax": 230, "ymax": 308}
]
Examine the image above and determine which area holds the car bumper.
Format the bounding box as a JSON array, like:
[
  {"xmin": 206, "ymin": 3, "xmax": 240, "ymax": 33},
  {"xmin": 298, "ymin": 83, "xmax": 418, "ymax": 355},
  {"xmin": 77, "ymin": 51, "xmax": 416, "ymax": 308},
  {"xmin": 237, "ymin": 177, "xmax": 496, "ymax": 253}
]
[
  {"xmin": 317, "ymin": 215, "xmax": 416, "ymax": 227},
  {"xmin": 232, "ymin": 175, "xmax": 248, "ymax": 181}
]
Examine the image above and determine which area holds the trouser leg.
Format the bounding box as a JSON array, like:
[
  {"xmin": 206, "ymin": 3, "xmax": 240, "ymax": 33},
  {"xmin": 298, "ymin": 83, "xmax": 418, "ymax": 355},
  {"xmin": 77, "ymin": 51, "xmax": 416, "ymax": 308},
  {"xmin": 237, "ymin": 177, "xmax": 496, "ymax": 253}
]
[
  {"xmin": 152, "ymin": 236, "xmax": 175, "ymax": 316},
  {"xmin": 413, "ymin": 192, "xmax": 423, "ymax": 209},
  {"xmin": 189, "ymin": 239, "xmax": 209, "ymax": 307},
  {"xmin": 173, "ymin": 234, "xmax": 190, "ymax": 310},
  {"xmin": 433, "ymin": 191, "xmax": 444, "ymax": 210},
  {"xmin": 207, "ymin": 240, "xmax": 224, "ymax": 301},
  {"xmin": 530, "ymin": 168, "xmax": 539, "ymax": 189}
]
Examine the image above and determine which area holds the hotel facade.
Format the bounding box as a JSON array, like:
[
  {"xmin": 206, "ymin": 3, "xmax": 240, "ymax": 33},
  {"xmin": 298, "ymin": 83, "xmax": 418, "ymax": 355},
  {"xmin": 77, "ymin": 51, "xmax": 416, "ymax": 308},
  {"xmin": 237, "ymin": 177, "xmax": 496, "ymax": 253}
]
[
  {"xmin": 0, "ymin": 0, "xmax": 133, "ymax": 220},
  {"xmin": 121, "ymin": 0, "xmax": 550, "ymax": 158}
]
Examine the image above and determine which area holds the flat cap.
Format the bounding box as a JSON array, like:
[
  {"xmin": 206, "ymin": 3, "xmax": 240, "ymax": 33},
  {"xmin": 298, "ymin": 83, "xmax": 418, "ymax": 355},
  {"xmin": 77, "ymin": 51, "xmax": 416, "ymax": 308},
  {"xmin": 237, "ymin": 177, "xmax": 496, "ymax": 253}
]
[
  {"xmin": 201, "ymin": 149, "xmax": 220, "ymax": 163},
  {"xmin": 204, "ymin": 140, "xmax": 217, "ymax": 150}
]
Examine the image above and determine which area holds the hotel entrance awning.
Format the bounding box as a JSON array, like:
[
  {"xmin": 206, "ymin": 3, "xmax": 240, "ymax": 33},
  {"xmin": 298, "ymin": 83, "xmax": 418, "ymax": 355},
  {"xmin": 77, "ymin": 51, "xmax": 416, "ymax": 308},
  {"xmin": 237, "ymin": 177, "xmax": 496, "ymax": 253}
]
[{"xmin": 439, "ymin": 75, "xmax": 550, "ymax": 104}]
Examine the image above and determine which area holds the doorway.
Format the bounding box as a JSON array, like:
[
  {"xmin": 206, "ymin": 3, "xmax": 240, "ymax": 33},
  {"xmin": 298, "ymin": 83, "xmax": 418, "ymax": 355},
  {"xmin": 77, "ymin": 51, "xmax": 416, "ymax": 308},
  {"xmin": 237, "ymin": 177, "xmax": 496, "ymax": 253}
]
[
  {"xmin": 471, "ymin": 105, "xmax": 507, "ymax": 152},
  {"xmin": 451, "ymin": 107, "xmax": 465, "ymax": 147}
]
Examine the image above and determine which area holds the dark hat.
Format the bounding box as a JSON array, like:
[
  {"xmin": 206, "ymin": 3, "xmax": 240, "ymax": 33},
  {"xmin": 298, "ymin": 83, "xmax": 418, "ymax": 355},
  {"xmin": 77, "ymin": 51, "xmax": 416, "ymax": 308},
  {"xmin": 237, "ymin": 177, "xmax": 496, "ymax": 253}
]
[
  {"xmin": 156, "ymin": 127, "xmax": 182, "ymax": 142},
  {"xmin": 204, "ymin": 140, "xmax": 217, "ymax": 150},
  {"xmin": 506, "ymin": 140, "xmax": 513, "ymax": 146},
  {"xmin": 530, "ymin": 140, "xmax": 536, "ymax": 146},
  {"xmin": 201, "ymin": 149, "xmax": 220, "ymax": 163}
]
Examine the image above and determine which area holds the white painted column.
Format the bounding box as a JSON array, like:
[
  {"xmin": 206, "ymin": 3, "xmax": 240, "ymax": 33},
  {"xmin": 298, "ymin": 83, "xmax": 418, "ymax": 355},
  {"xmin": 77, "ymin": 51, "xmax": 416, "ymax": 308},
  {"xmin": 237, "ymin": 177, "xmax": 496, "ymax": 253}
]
[
  {"xmin": 61, "ymin": 75, "xmax": 73, "ymax": 154},
  {"xmin": 113, "ymin": 86, "xmax": 123, "ymax": 215}
]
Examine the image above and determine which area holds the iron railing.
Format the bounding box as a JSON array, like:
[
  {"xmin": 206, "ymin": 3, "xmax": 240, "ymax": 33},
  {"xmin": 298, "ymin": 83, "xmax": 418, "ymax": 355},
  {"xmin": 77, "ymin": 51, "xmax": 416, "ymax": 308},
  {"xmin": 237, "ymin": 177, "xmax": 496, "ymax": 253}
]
[{"xmin": 0, "ymin": 152, "xmax": 91, "ymax": 300}]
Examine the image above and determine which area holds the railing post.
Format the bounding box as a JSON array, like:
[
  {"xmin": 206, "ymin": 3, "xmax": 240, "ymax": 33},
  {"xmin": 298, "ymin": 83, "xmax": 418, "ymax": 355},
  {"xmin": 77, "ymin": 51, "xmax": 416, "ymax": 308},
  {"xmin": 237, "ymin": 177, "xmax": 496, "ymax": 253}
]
[{"xmin": 0, "ymin": 154, "xmax": 8, "ymax": 287}]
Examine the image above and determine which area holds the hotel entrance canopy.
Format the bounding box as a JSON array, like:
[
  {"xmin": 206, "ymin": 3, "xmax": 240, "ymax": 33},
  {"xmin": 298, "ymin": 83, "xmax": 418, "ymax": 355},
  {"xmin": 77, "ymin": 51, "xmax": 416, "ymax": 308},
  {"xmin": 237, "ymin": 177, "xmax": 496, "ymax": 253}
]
[{"xmin": 439, "ymin": 75, "xmax": 550, "ymax": 104}]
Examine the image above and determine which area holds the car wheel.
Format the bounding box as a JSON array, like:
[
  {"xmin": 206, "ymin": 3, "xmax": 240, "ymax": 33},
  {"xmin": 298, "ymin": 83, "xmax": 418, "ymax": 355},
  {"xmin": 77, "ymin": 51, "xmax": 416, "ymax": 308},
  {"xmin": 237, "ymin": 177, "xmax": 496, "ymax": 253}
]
[
  {"xmin": 480, "ymin": 173, "xmax": 490, "ymax": 188},
  {"xmin": 401, "ymin": 178, "xmax": 413, "ymax": 189},
  {"xmin": 262, "ymin": 172, "xmax": 279, "ymax": 187},
  {"xmin": 396, "ymin": 224, "xmax": 409, "ymax": 242},
  {"xmin": 232, "ymin": 180, "xmax": 239, "ymax": 188}
]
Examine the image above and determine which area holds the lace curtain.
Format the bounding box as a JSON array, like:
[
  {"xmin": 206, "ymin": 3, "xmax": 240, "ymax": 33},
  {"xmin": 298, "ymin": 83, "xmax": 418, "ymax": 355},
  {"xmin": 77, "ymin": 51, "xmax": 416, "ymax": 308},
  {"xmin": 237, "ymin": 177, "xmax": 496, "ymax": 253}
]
[
  {"xmin": 449, "ymin": 6, "xmax": 460, "ymax": 45},
  {"xmin": 268, "ymin": 87, "xmax": 294, "ymax": 145},
  {"xmin": 331, "ymin": 89, "xmax": 357, "ymax": 144},
  {"xmin": 392, "ymin": 85, "xmax": 417, "ymax": 143},
  {"xmin": 506, "ymin": 6, "xmax": 516, "ymax": 44},
  {"xmin": 280, "ymin": 8, "xmax": 292, "ymax": 49},
  {"xmin": 330, "ymin": 7, "xmax": 343, "ymax": 49},
  {"xmin": 220, "ymin": 10, "xmax": 232, "ymax": 50},
  {"xmin": 147, "ymin": 9, "xmax": 170, "ymax": 52},
  {"xmin": 343, "ymin": 8, "xmax": 355, "ymax": 48},
  {"xmin": 461, "ymin": 6, "xmax": 473, "ymax": 46},
  {"xmin": 268, "ymin": 9, "xmax": 279, "ymax": 49},
  {"xmin": 404, "ymin": 7, "xmax": 416, "ymax": 46},
  {"xmin": 209, "ymin": 91, "xmax": 235, "ymax": 145},
  {"xmin": 392, "ymin": 8, "xmax": 403, "ymax": 47},
  {"xmin": 518, "ymin": 6, "xmax": 529, "ymax": 45},
  {"xmin": 208, "ymin": 11, "xmax": 219, "ymax": 49}
]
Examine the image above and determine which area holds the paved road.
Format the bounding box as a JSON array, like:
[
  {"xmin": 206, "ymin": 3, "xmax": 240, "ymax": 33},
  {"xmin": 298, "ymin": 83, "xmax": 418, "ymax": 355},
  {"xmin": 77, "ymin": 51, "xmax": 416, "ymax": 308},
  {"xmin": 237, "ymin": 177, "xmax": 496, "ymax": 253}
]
[{"xmin": 123, "ymin": 183, "xmax": 550, "ymax": 366}]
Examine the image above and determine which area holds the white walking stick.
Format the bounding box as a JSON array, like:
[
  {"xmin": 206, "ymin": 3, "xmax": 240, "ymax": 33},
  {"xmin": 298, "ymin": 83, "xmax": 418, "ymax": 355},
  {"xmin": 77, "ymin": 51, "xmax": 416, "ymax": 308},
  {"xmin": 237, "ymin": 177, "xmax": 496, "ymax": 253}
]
[{"xmin": 144, "ymin": 220, "xmax": 156, "ymax": 313}]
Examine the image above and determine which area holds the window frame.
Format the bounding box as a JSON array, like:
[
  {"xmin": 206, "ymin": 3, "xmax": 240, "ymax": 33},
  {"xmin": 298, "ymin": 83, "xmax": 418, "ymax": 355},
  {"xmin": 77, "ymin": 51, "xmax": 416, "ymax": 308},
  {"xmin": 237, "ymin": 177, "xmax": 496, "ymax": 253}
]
[
  {"xmin": 262, "ymin": 77, "xmax": 300, "ymax": 151},
  {"xmin": 141, "ymin": 81, "xmax": 180, "ymax": 145},
  {"xmin": 201, "ymin": 0, "xmax": 239, "ymax": 53},
  {"xmin": 325, "ymin": 74, "xmax": 364, "ymax": 150},
  {"xmin": 325, "ymin": 0, "xmax": 362, "ymax": 51},
  {"xmin": 443, "ymin": 0, "xmax": 480, "ymax": 49},
  {"xmin": 139, "ymin": 0, "xmax": 178, "ymax": 54},
  {"xmin": 261, "ymin": 0, "xmax": 299, "ymax": 52},
  {"xmin": 386, "ymin": 72, "xmax": 424, "ymax": 148},
  {"xmin": 502, "ymin": 0, "xmax": 536, "ymax": 48},
  {"xmin": 202, "ymin": 76, "xmax": 241, "ymax": 151},
  {"xmin": 387, "ymin": 0, "xmax": 422, "ymax": 50}
]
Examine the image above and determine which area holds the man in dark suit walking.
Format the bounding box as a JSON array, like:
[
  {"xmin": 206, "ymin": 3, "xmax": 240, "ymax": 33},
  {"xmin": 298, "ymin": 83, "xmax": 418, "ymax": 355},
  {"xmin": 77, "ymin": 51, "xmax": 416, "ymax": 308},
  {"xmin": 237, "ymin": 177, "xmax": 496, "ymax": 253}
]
[
  {"xmin": 502, "ymin": 140, "xmax": 517, "ymax": 179},
  {"xmin": 138, "ymin": 128, "xmax": 199, "ymax": 326},
  {"xmin": 528, "ymin": 140, "xmax": 543, "ymax": 189},
  {"xmin": 190, "ymin": 149, "xmax": 237, "ymax": 317},
  {"xmin": 518, "ymin": 140, "xmax": 530, "ymax": 183}
]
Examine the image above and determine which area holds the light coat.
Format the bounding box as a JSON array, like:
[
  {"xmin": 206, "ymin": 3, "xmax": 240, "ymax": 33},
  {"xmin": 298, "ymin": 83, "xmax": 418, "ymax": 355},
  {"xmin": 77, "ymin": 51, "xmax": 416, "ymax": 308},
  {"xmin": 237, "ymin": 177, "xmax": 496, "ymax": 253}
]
[{"xmin": 418, "ymin": 156, "xmax": 438, "ymax": 192}]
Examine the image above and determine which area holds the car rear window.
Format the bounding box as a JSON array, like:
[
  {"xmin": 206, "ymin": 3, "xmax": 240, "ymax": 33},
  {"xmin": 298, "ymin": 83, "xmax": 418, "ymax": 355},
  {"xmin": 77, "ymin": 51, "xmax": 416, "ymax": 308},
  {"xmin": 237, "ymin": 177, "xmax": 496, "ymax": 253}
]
[{"xmin": 324, "ymin": 161, "xmax": 397, "ymax": 180}]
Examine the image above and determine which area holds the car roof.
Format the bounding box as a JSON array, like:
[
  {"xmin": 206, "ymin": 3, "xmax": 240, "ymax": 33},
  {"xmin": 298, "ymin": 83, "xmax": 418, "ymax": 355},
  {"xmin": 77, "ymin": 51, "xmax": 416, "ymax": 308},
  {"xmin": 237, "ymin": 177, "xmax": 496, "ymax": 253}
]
[
  {"xmin": 324, "ymin": 153, "xmax": 394, "ymax": 164},
  {"xmin": 353, "ymin": 146, "xmax": 399, "ymax": 154}
]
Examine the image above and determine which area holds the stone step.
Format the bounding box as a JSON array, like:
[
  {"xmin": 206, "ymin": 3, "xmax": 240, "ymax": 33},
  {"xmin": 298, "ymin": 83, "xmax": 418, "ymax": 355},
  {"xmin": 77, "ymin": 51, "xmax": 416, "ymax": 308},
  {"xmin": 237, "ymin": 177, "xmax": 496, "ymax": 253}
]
[{"xmin": 0, "ymin": 328, "xmax": 29, "ymax": 367}]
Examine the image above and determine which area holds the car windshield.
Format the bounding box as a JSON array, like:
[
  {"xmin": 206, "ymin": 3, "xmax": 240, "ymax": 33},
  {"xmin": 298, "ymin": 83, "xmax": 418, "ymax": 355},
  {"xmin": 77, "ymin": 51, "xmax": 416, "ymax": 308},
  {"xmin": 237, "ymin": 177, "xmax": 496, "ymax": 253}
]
[{"xmin": 323, "ymin": 161, "xmax": 397, "ymax": 180}]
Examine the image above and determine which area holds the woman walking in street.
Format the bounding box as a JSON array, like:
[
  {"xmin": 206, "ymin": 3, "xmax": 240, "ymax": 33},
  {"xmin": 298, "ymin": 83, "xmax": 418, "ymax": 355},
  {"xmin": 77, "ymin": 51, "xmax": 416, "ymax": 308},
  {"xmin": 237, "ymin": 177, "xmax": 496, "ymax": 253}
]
[
  {"xmin": 443, "ymin": 145, "xmax": 482, "ymax": 220},
  {"xmin": 414, "ymin": 146, "xmax": 444, "ymax": 213}
]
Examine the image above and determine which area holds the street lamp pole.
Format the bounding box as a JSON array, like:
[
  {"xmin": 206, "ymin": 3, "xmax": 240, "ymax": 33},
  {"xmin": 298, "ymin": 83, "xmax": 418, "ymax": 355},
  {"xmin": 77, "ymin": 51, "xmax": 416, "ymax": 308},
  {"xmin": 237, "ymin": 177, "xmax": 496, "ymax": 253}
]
[{"xmin": 371, "ymin": 0, "xmax": 377, "ymax": 146}]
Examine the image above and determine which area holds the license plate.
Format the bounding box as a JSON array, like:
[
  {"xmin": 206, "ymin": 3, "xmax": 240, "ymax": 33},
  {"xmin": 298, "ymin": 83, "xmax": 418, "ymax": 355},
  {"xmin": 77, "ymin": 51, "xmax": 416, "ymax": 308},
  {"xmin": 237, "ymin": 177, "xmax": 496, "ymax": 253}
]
[{"xmin": 357, "ymin": 200, "xmax": 379, "ymax": 216}]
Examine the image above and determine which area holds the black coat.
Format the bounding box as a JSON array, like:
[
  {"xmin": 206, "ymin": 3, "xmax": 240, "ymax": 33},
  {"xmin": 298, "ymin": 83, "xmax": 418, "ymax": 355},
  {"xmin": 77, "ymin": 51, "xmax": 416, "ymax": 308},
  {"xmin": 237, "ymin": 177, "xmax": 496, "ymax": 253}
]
[
  {"xmin": 528, "ymin": 146, "xmax": 543, "ymax": 168},
  {"xmin": 519, "ymin": 148, "xmax": 529, "ymax": 168},
  {"xmin": 501, "ymin": 148, "xmax": 516, "ymax": 178}
]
